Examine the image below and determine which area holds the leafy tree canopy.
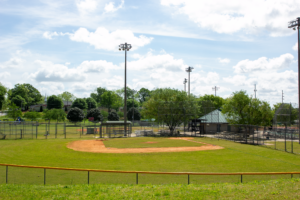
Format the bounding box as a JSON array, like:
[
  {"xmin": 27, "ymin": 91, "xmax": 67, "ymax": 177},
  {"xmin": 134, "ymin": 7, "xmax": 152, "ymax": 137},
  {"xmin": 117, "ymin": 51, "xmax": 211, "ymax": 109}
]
[
  {"xmin": 197, "ymin": 94, "xmax": 225, "ymax": 117},
  {"xmin": 57, "ymin": 91, "xmax": 76, "ymax": 102},
  {"xmin": 71, "ymin": 98, "xmax": 88, "ymax": 110},
  {"xmin": 11, "ymin": 95, "xmax": 26, "ymax": 108},
  {"xmin": 86, "ymin": 108, "xmax": 103, "ymax": 121},
  {"xmin": 43, "ymin": 109, "xmax": 66, "ymax": 122},
  {"xmin": 7, "ymin": 103, "xmax": 22, "ymax": 121},
  {"xmin": 9, "ymin": 83, "xmax": 43, "ymax": 106},
  {"xmin": 272, "ymin": 103, "xmax": 298, "ymax": 127},
  {"xmin": 23, "ymin": 111, "xmax": 41, "ymax": 121},
  {"xmin": 47, "ymin": 95, "xmax": 64, "ymax": 109},
  {"xmin": 142, "ymin": 88, "xmax": 199, "ymax": 135},
  {"xmin": 101, "ymin": 91, "xmax": 121, "ymax": 112},
  {"xmin": 90, "ymin": 87, "xmax": 107, "ymax": 104},
  {"xmin": 138, "ymin": 88, "xmax": 151, "ymax": 104},
  {"xmin": 108, "ymin": 111, "xmax": 119, "ymax": 121},
  {"xmin": 222, "ymin": 90, "xmax": 273, "ymax": 126},
  {"xmin": 0, "ymin": 83, "xmax": 7, "ymax": 110},
  {"xmin": 127, "ymin": 107, "xmax": 141, "ymax": 121},
  {"xmin": 85, "ymin": 97, "xmax": 97, "ymax": 109},
  {"xmin": 67, "ymin": 107, "xmax": 85, "ymax": 122},
  {"xmin": 126, "ymin": 99, "xmax": 139, "ymax": 111},
  {"xmin": 115, "ymin": 87, "xmax": 134, "ymax": 100}
]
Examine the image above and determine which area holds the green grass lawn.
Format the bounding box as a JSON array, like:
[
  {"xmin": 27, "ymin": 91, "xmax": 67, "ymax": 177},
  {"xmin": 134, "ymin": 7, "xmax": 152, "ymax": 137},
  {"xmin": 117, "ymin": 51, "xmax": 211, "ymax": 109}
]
[
  {"xmin": 264, "ymin": 141, "xmax": 300, "ymax": 154},
  {"xmin": 1, "ymin": 178, "xmax": 300, "ymax": 199},
  {"xmin": 103, "ymin": 137, "xmax": 205, "ymax": 148},
  {"xmin": 1, "ymin": 137, "xmax": 300, "ymax": 185}
]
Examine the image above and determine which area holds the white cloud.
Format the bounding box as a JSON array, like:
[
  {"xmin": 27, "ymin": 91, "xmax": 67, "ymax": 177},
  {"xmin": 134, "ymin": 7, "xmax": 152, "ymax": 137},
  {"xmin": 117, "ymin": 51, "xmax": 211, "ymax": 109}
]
[
  {"xmin": 0, "ymin": 72, "xmax": 11, "ymax": 79},
  {"xmin": 0, "ymin": 57, "xmax": 24, "ymax": 69},
  {"xmin": 223, "ymin": 75, "xmax": 248, "ymax": 86},
  {"xmin": 105, "ymin": 0, "xmax": 124, "ymax": 13},
  {"xmin": 37, "ymin": 82, "xmax": 65, "ymax": 96},
  {"xmin": 233, "ymin": 53, "xmax": 294, "ymax": 73},
  {"xmin": 161, "ymin": 0, "xmax": 300, "ymax": 36},
  {"xmin": 77, "ymin": 60, "xmax": 119, "ymax": 73},
  {"xmin": 218, "ymin": 58, "xmax": 230, "ymax": 64},
  {"xmin": 293, "ymin": 42, "xmax": 298, "ymax": 51},
  {"xmin": 72, "ymin": 82, "xmax": 101, "ymax": 93},
  {"xmin": 30, "ymin": 60, "xmax": 86, "ymax": 82},
  {"xmin": 69, "ymin": 27, "xmax": 153, "ymax": 51},
  {"xmin": 43, "ymin": 31, "xmax": 59, "ymax": 39},
  {"xmin": 76, "ymin": 0, "xmax": 98, "ymax": 14},
  {"xmin": 128, "ymin": 51, "xmax": 187, "ymax": 71}
]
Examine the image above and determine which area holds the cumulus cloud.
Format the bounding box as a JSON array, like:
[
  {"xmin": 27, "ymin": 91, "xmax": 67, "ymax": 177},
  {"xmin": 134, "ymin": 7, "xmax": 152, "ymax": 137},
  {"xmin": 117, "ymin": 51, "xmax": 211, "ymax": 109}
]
[
  {"xmin": 161, "ymin": 0, "xmax": 300, "ymax": 36},
  {"xmin": 69, "ymin": 27, "xmax": 153, "ymax": 51},
  {"xmin": 76, "ymin": 0, "xmax": 98, "ymax": 14},
  {"xmin": 218, "ymin": 58, "xmax": 230, "ymax": 64},
  {"xmin": 293, "ymin": 42, "xmax": 298, "ymax": 51},
  {"xmin": 30, "ymin": 60, "xmax": 86, "ymax": 82},
  {"xmin": 105, "ymin": 0, "xmax": 124, "ymax": 13},
  {"xmin": 128, "ymin": 51, "xmax": 187, "ymax": 71},
  {"xmin": 77, "ymin": 60, "xmax": 119, "ymax": 73},
  {"xmin": 223, "ymin": 75, "xmax": 248, "ymax": 86},
  {"xmin": 233, "ymin": 53, "xmax": 294, "ymax": 73},
  {"xmin": 0, "ymin": 57, "xmax": 24, "ymax": 69},
  {"xmin": 0, "ymin": 72, "xmax": 11, "ymax": 79},
  {"xmin": 72, "ymin": 82, "xmax": 101, "ymax": 92},
  {"xmin": 43, "ymin": 31, "xmax": 59, "ymax": 39}
]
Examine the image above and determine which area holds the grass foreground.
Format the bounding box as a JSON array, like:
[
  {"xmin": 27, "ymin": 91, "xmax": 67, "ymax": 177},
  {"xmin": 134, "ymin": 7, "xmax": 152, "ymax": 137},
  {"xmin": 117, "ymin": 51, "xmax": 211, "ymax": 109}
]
[{"xmin": 0, "ymin": 178, "xmax": 300, "ymax": 199}]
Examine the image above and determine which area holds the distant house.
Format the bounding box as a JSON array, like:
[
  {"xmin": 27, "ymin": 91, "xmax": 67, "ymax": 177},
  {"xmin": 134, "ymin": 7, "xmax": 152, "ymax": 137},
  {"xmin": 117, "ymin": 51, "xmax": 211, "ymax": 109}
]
[
  {"xmin": 30, "ymin": 101, "xmax": 72, "ymax": 112},
  {"xmin": 198, "ymin": 109, "xmax": 237, "ymax": 134}
]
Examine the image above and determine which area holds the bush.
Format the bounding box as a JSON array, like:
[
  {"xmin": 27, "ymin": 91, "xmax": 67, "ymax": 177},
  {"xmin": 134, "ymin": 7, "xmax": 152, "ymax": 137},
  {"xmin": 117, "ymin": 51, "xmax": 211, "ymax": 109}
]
[
  {"xmin": 67, "ymin": 107, "xmax": 85, "ymax": 122},
  {"xmin": 23, "ymin": 111, "xmax": 41, "ymax": 121},
  {"xmin": 71, "ymin": 98, "xmax": 88, "ymax": 110},
  {"xmin": 127, "ymin": 107, "xmax": 141, "ymax": 121},
  {"xmin": 107, "ymin": 111, "xmax": 119, "ymax": 121},
  {"xmin": 86, "ymin": 108, "xmax": 103, "ymax": 122},
  {"xmin": 101, "ymin": 110, "xmax": 109, "ymax": 119},
  {"xmin": 47, "ymin": 95, "xmax": 64, "ymax": 109}
]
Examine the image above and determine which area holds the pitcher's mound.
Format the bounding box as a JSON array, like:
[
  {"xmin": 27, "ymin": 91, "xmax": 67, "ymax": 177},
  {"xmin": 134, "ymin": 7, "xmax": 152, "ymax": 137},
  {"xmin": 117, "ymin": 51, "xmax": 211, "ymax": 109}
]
[{"xmin": 67, "ymin": 138, "xmax": 223, "ymax": 153}]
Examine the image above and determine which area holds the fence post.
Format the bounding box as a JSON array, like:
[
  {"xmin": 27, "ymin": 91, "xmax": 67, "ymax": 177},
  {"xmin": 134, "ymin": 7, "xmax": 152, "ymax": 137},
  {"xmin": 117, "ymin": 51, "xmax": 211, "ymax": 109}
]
[
  {"xmin": 6, "ymin": 166, "xmax": 8, "ymax": 184},
  {"xmin": 88, "ymin": 171, "xmax": 90, "ymax": 185},
  {"xmin": 188, "ymin": 174, "xmax": 190, "ymax": 185},
  {"xmin": 44, "ymin": 168, "xmax": 46, "ymax": 185},
  {"xmin": 136, "ymin": 173, "xmax": 138, "ymax": 184},
  {"xmin": 291, "ymin": 174, "xmax": 293, "ymax": 179},
  {"xmin": 241, "ymin": 174, "xmax": 243, "ymax": 183}
]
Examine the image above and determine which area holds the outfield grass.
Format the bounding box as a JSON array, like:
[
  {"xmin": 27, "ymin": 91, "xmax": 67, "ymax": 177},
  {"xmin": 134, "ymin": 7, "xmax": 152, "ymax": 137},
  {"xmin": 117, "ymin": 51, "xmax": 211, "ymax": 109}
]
[
  {"xmin": 264, "ymin": 141, "xmax": 300, "ymax": 154},
  {"xmin": 103, "ymin": 137, "xmax": 205, "ymax": 148},
  {"xmin": 1, "ymin": 137, "xmax": 300, "ymax": 185},
  {"xmin": 0, "ymin": 178, "xmax": 300, "ymax": 199}
]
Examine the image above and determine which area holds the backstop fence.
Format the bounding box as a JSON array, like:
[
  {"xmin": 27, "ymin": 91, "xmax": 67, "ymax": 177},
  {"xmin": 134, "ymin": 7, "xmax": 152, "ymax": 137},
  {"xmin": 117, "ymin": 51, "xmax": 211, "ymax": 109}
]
[{"xmin": 1, "ymin": 163, "xmax": 300, "ymax": 185}]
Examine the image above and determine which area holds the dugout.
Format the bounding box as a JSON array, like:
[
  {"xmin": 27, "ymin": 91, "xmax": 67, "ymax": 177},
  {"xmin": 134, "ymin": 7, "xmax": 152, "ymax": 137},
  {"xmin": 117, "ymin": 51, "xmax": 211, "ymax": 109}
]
[{"xmin": 101, "ymin": 121, "xmax": 132, "ymax": 138}]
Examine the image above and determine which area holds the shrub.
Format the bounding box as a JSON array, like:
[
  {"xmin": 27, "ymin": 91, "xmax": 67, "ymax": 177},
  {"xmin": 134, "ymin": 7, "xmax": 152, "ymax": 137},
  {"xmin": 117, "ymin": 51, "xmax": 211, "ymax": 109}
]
[
  {"xmin": 23, "ymin": 111, "xmax": 41, "ymax": 121},
  {"xmin": 117, "ymin": 111, "xmax": 124, "ymax": 118},
  {"xmin": 86, "ymin": 108, "xmax": 103, "ymax": 122},
  {"xmin": 101, "ymin": 110, "xmax": 109, "ymax": 119},
  {"xmin": 67, "ymin": 107, "xmax": 85, "ymax": 122},
  {"xmin": 71, "ymin": 98, "xmax": 88, "ymax": 110},
  {"xmin": 47, "ymin": 95, "xmax": 64, "ymax": 109},
  {"xmin": 127, "ymin": 107, "xmax": 141, "ymax": 121},
  {"xmin": 107, "ymin": 111, "xmax": 119, "ymax": 121}
]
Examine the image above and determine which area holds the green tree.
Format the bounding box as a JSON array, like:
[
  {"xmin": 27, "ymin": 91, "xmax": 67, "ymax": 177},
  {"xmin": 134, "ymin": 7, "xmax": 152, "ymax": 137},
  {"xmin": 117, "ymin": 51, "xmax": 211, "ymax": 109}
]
[
  {"xmin": 0, "ymin": 83, "xmax": 7, "ymax": 110},
  {"xmin": 85, "ymin": 97, "xmax": 97, "ymax": 109},
  {"xmin": 142, "ymin": 88, "xmax": 199, "ymax": 135},
  {"xmin": 57, "ymin": 91, "xmax": 76, "ymax": 102},
  {"xmin": 9, "ymin": 83, "xmax": 43, "ymax": 108},
  {"xmin": 67, "ymin": 107, "xmax": 85, "ymax": 122},
  {"xmin": 90, "ymin": 87, "xmax": 107, "ymax": 104},
  {"xmin": 101, "ymin": 110, "xmax": 109, "ymax": 119},
  {"xmin": 197, "ymin": 94, "xmax": 225, "ymax": 117},
  {"xmin": 44, "ymin": 109, "xmax": 66, "ymax": 122},
  {"xmin": 272, "ymin": 103, "xmax": 298, "ymax": 128},
  {"xmin": 126, "ymin": 99, "xmax": 139, "ymax": 111},
  {"xmin": 115, "ymin": 87, "xmax": 134, "ymax": 100},
  {"xmin": 108, "ymin": 111, "xmax": 119, "ymax": 121},
  {"xmin": 101, "ymin": 91, "xmax": 120, "ymax": 112},
  {"xmin": 117, "ymin": 111, "xmax": 124, "ymax": 119},
  {"xmin": 138, "ymin": 88, "xmax": 151, "ymax": 104},
  {"xmin": 86, "ymin": 108, "xmax": 103, "ymax": 121},
  {"xmin": 71, "ymin": 98, "xmax": 88, "ymax": 110},
  {"xmin": 23, "ymin": 111, "xmax": 41, "ymax": 121},
  {"xmin": 47, "ymin": 95, "xmax": 64, "ymax": 109},
  {"xmin": 11, "ymin": 95, "xmax": 26, "ymax": 108},
  {"xmin": 127, "ymin": 107, "xmax": 141, "ymax": 121},
  {"xmin": 7, "ymin": 103, "xmax": 22, "ymax": 121},
  {"xmin": 222, "ymin": 90, "xmax": 273, "ymax": 126}
]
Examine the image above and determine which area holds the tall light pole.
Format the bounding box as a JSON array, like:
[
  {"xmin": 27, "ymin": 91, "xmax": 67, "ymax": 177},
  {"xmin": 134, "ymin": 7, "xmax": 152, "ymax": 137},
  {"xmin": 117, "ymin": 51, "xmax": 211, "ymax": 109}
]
[
  {"xmin": 254, "ymin": 84, "xmax": 257, "ymax": 99},
  {"xmin": 212, "ymin": 86, "xmax": 220, "ymax": 96},
  {"xmin": 119, "ymin": 43, "xmax": 132, "ymax": 136},
  {"xmin": 183, "ymin": 78, "xmax": 187, "ymax": 92},
  {"xmin": 185, "ymin": 66, "xmax": 194, "ymax": 96},
  {"xmin": 288, "ymin": 17, "xmax": 300, "ymax": 143}
]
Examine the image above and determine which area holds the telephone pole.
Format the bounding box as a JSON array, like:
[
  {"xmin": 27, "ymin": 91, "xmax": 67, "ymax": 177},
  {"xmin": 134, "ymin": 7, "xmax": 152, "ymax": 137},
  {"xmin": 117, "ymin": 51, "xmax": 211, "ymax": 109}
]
[
  {"xmin": 254, "ymin": 84, "xmax": 257, "ymax": 99},
  {"xmin": 212, "ymin": 86, "xmax": 220, "ymax": 96}
]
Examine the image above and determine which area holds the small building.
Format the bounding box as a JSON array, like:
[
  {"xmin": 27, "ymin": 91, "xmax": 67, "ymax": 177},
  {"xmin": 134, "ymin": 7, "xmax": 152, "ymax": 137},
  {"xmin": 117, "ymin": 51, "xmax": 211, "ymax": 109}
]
[
  {"xmin": 29, "ymin": 101, "xmax": 72, "ymax": 112},
  {"xmin": 199, "ymin": 109, "xmax": 236, "ymax": 134}
]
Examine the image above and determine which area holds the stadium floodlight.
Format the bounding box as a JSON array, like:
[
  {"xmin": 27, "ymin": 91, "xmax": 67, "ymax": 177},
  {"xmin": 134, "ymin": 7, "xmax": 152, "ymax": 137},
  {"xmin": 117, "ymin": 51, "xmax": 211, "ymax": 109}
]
[
  {"xmin": 183, "ymin": 78, "xmax": 187, "ymax": 92},
  {"xmin": 119, "ymin": 43, "xmax": 132, "ymax": 136},
  {"xmin": 185, "ymin": 66, "xmax": 194, "ymax": 96},
  {"xmin": 212, "ymin": 86, "xmax": 220, "ymax": 96},
  {"xmin": 288, "ymin": 17, "xmax": 300, "ymax": 143}
]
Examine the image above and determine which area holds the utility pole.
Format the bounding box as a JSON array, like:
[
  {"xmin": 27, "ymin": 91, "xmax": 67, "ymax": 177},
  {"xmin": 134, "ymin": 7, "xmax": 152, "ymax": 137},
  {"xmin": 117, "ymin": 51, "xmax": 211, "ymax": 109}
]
[
  {"xmin": 282, "ymin": 90, "xmax": 284, "ymax": 104},
  {"xmin": 254, "ymin": 84, "xmax": 257, "ymax": 99},
  {"xmin": 212, "ymin": 86, "xmax": 220, "ymax": 96},
  {"xmin": 183, "ymin": 78, "xmax": 187, "ymax": 92}
]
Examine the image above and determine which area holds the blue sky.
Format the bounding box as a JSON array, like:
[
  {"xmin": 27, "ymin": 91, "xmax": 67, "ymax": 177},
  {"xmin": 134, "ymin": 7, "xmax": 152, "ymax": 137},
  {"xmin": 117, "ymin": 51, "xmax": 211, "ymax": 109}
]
[{"xmin": 0, "ymin": 0, "xmax": 299, "ymax": 105}]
